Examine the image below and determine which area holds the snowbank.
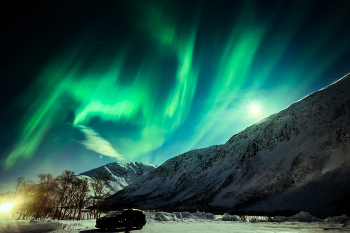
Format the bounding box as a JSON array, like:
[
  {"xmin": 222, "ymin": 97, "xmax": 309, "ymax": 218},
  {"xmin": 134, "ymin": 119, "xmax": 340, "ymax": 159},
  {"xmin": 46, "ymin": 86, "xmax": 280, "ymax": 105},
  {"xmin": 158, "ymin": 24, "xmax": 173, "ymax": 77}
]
[
  {"xmin": 271, "ymin": 216, "xmax": 290, "ymax": 222},
  {"xmin": 145, "ymin": 211, "xmax": 329, "ymax": 224},
  {"xmin": 249, "ymin": 218, "xmax": 266, "ymax": 223},
  {"xmin": 288, "ymin": 211, "xmax": 323, "ymax": 222},
  {"xmin": 145, "ymin": 211, "xmax": 217, "ymax": 222},
  {"xmin": 343, "ymin": 221, "xmax": 350, "ymax": 228},
  {"xmin": 145, "ymin": 211, "xmax": 239, "ymax": 222},
  {"xmin": 192, "ymin": 211, "xmax": 215, "ymax": 220},
  {"xmin": 271, "ymin": 211, "xmax": 324, "ymax": 223},
  {"xmin": 221, "ymin": 213, "xmax": 239, "ymax": 221},
  {"xmin": 0, "ymin": 219, "xmax": 62, "ymax": 233},
  {"xmin": 325, "ymin": 214, "xmax": 350, "ymax": 224}
]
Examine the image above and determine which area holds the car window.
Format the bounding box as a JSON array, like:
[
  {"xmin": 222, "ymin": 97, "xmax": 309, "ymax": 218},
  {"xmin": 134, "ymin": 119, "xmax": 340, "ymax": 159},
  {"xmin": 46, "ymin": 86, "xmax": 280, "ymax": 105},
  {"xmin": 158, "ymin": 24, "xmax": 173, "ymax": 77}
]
[
  {"xmin": 122, "ymin": 211, "xmax": 133, "ymax": 217},
  {"xmin": 104, "ymin": 211, "xmax": 123, "ymax": 217}
]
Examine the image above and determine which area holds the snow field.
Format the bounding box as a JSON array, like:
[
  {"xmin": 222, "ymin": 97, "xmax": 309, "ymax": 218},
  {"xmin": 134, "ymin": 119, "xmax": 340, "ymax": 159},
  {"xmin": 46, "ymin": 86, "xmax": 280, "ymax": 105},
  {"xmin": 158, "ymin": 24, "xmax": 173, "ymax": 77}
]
[
  {"xmin": 1, "ymin": 211, "xmax": 349, "ymax": 233},
  {"xmin": 143, "ymin": 221, "xmax": 350, "ymax": 233}
]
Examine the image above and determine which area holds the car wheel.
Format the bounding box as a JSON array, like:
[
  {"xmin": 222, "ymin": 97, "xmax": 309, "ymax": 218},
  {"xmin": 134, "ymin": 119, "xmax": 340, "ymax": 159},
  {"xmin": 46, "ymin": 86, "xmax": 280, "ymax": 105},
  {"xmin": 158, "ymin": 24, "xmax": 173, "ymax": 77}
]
[{"xmin": 135, "ymin": 221, "xmax": 144, "ymax": 230}]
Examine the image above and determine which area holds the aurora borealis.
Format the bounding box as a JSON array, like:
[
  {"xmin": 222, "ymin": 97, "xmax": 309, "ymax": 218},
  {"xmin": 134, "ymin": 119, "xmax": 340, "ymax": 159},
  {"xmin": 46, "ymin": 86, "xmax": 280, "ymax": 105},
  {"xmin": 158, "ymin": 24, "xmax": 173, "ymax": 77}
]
[{"xmin": 1, "ymin": 0, "xmax": 350, "ymax": 192}]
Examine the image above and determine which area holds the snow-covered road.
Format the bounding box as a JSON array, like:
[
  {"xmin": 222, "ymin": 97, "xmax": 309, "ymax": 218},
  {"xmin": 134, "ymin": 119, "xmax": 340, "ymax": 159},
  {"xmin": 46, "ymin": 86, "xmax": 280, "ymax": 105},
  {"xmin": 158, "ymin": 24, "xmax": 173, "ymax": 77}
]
[
  {"xmin": 1, "ymin": 220, "xmax": 349, "ymax": 233},
  {"xmin": 1, "ymin": 211, "xmax": 349, "ymax": 233}
]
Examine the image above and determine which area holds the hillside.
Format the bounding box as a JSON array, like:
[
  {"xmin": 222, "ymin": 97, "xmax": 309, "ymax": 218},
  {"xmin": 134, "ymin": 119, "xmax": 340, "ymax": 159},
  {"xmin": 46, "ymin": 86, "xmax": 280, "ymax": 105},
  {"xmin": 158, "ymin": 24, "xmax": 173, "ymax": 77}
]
[
  {"xmin": 78, "ymin": 162, "xmax": 158, "ymax": 193},
  {"xmin": 103, "ymin": 73, "xmax": 350, "ymax": 217}
]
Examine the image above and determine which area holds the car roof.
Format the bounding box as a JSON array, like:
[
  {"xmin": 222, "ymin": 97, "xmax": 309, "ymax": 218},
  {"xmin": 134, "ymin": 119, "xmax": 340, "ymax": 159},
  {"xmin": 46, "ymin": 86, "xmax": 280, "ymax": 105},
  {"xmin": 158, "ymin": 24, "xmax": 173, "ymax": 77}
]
[
  {"xmin": 122, "ymin": 208, "xmax": 142, "ymax": 212},
  {"xmin": 105, "ymin": 209, "xmax": 142, "ymax": 215}
]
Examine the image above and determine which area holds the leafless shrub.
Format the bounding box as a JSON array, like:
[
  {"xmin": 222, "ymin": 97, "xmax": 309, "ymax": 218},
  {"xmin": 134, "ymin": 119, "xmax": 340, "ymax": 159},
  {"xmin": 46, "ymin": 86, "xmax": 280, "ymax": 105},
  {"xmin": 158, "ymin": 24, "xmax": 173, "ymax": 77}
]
[{"xmin": 14, "ymin": 170, "xmax": 112, "ymax": 220}]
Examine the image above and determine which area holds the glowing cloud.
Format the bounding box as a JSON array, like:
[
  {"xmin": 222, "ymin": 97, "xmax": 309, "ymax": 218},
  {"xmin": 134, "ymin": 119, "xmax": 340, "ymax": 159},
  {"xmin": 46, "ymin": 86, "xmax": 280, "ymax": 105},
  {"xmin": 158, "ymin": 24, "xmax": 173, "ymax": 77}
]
[{"xmin": 77, "ymin": 125, "xmax": 125, "ymax": 161}]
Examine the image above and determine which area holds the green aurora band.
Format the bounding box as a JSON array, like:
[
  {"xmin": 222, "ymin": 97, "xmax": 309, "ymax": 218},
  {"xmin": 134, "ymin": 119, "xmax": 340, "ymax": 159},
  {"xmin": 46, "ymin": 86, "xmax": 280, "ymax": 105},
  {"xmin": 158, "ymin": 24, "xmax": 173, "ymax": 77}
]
[{"xmin": 4, "ymin": 0, "xmax": 350, "ymax": 169}]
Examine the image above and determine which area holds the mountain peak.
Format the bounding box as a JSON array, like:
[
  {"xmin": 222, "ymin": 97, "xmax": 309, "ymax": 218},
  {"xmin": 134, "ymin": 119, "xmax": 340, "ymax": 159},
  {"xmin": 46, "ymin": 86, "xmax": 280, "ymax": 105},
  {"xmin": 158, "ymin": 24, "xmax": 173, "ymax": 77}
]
[{"xmin": 79, "ymin": 162, "xmax": 157, "ymax": 192}]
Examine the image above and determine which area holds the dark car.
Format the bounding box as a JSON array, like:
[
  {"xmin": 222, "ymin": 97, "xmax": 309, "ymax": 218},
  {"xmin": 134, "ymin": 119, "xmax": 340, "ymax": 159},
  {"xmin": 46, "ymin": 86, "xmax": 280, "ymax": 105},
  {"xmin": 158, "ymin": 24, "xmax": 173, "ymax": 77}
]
[{"xmin": 95, "ymin": 209, "xmax": 146, "ymax": 231}]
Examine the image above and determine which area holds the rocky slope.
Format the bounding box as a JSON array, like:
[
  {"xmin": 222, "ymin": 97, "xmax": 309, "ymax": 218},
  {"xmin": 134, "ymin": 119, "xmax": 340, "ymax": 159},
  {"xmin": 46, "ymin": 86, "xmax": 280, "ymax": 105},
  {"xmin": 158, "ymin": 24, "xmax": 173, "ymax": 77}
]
[
  {"xmin": 78, "ymin": 162, "xmax": 157, "ymax": 192},
  {"xmin": 103, "ymin": 73, "xmax": 350, "ymax": 217}
]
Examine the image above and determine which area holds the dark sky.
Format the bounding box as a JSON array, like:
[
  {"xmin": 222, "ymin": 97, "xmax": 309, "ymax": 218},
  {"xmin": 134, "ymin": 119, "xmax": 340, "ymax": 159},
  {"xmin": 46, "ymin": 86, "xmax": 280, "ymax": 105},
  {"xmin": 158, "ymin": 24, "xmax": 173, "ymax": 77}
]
[{"xmin": 1, "ymin": 0, "xmax": 350, "ymax": 193}]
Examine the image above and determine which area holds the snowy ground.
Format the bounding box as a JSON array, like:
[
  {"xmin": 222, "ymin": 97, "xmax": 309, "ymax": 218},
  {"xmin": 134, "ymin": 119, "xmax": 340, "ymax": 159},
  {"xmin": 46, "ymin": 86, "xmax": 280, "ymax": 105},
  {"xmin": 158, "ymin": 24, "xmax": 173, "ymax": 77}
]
[{"xmin": 1, "ymin": 211, "xmax": 350, "ymax": 233}]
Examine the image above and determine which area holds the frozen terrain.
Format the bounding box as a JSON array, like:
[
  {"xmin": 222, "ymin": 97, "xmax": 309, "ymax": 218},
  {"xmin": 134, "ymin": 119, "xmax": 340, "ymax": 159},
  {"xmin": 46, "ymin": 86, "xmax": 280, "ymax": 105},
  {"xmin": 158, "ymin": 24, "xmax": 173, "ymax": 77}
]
[
  {"xmin": 0, "ymin": 162, "xmax": 158, "ymax": 204},
  {"xmin": 78, "ymin": 162, "xmax": 157, "ymax": 193},
  {"xmin": 103, "ymin": 73, "xmax": 350, "ymax": 217},
  {"xmin": 1, "ymin": 211, "xmax": 350, "ymax": 233}
]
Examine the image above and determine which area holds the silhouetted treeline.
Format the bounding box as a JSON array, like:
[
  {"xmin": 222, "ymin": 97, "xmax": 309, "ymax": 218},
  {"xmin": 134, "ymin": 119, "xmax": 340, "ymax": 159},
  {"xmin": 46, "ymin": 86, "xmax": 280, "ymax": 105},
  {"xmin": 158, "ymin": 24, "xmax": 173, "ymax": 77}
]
[{"xmin": 15, "ymin": 170, "xmax": 111, "ymax": 220}]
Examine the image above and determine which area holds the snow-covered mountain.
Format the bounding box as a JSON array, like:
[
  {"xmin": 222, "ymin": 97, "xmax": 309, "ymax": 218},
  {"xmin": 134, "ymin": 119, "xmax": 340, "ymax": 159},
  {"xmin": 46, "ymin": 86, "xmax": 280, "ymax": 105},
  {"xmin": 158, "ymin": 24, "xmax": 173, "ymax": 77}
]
[
  {"xmin": 78, "ymin": 162, "xmax": 157, "ymax": 192},
  {"xmin": 103, "ymin": 73, "xmax": 350, "ymax": 217}
]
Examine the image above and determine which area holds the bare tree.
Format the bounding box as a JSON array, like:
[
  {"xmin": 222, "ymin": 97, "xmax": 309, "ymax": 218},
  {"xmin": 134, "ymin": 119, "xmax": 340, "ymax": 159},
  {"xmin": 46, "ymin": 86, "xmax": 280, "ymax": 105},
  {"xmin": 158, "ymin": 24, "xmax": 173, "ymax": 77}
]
[
  {"xmin": 89, "ymin": 178, "xmax": 111, "ymax": 218},
  {"xmin": 74, "ymin": 178, "xmax": 89, "ymax": 220},
  {"xmin": 31, "ymin": 174, "xmax": 57, "ymax": 220},
  {"xmin": 16, "ymin": 179, "xmax": 35, "ymax": 220},
  {"xmin": 54, "ymin": 170, "xmax": 75, "ymax": 220},
  {"xmin": 15, "ymin": 176, "xmax": 24, "ymax": 197},
  {"xmin": 14, "ymin": 170, "xmax": 109, "ymax": 220}
]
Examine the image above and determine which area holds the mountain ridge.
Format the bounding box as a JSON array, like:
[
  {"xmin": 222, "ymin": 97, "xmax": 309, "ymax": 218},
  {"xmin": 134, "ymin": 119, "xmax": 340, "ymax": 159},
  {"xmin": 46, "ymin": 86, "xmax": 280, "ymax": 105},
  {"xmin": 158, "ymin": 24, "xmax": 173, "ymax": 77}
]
[
  {"xmin": 78, "ymin": 162, "xmax": 158, "ymax": 192},
  {"xmin": 102, "ymin": 73, "xmax": 350, "ymax": 217}
]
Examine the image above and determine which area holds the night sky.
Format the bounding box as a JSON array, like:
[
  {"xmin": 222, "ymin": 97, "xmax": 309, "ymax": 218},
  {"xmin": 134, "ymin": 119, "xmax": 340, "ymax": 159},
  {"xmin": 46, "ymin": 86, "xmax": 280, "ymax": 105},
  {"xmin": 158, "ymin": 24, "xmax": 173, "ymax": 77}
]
[{"xmin": 1, "ymin": 0, "xmax": 350, "ymax": 193}]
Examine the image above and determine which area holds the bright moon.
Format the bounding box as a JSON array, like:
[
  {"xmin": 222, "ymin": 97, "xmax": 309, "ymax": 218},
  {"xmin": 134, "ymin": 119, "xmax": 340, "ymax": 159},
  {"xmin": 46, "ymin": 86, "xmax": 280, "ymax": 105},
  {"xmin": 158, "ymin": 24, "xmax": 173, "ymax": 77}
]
[{"xmin": 250, "ymin": 105, "xmax": 259, "ymax": 113}]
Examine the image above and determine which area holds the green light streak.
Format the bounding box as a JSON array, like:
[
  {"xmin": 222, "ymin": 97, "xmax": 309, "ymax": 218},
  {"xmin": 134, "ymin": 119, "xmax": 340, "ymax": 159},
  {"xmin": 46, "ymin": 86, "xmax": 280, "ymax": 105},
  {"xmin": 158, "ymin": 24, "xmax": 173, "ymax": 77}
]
[
  {"xmin": 3, "ymin": 1, "xmax": 350, "ymax": 168},
  {"xmin": 4, "ymin": 0, "xmax": 200, "ymax": 168},
  {"xmin": 164, "ymin": 30, "xmax": 199, "ymax": 129},
  {"xmin": 182, "ymin": 1, "xmax": 268, "ymax": 150},
  {"xmin": 253, "ymin": 0, "xmax": 313, "ymax": 89}
]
